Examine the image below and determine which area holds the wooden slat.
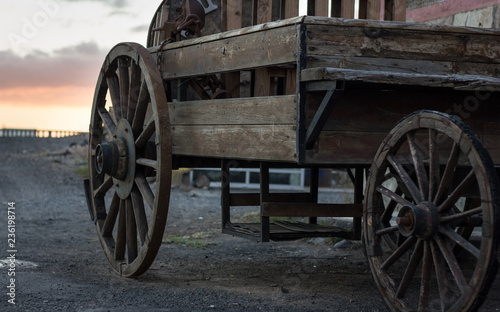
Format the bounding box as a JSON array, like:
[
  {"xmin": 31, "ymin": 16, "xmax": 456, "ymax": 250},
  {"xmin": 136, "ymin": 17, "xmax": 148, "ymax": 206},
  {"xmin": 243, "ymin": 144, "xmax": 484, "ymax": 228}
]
[
  {"xmin": 254, "ymin": 0, "xmax": 273, "ymax": 97},
  {"xmin": 385, "ymin": 0, "xmax": 406, "ymax": 22},
  {"xmin": 172, "ymin": 125, "xmax": 296, "ymax": 162},
  {"xmin": 315, "ymin": 0, "xmax": 329, "ymax": 16},
  {"xmin": 301, "ymin": 67, "xmax": 500, "ymax": 91},
  {"xmin": 222, "ymin": 0, "xmax": 242, "ymax": 97},
  {"xmin": 367, "ymin": 0, "xmax": 381, "ymax": 20},
  {"xmin": 158, "ymin": 25, "xmax": 298, "ymax": 80},
  {"xmin": 283, "ymin": 0, "xmax": 299, "ymax": 18},
  {"xmin": 262, "ymin": 202, "xmax": 363, "ymax": 217},
  {"xmin": 169, "ymin": 95, "xmax": 296, "ymax": 125},
  {"xmin": 256, "ymin": 0, "xmax": 272, "ymax": 24},
  {"xmin": 230, "ymin": 192, "xmax": 312, "ymax": 206},
  {"xmin": 305, "ymin": 24, "xmax": 500, "ymax": 66},
  {"xmin": 341, "ymin": 0, "xmax": 355, "ymax": 19}
]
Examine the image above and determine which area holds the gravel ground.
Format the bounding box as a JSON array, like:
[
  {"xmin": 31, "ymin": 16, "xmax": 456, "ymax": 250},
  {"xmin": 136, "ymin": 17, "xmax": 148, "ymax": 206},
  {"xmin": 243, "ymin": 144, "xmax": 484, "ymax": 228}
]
[{"xmin": 0, "ymin": 136, "xmax": 499, "ymax": 312}]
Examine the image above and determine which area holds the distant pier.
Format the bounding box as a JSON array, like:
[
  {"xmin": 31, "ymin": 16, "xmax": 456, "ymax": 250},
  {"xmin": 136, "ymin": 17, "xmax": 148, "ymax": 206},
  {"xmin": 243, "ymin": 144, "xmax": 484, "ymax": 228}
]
[{"xmin": 0, "ymin": 129, "xmax": 87, "ymax": 138}]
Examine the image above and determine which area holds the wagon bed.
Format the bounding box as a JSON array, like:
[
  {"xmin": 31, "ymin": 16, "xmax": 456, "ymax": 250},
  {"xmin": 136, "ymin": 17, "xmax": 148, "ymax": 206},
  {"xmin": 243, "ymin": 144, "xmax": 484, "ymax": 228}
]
[{"xmin": 150, "ymin": 16, "xmax": 500, "ymax": 165}]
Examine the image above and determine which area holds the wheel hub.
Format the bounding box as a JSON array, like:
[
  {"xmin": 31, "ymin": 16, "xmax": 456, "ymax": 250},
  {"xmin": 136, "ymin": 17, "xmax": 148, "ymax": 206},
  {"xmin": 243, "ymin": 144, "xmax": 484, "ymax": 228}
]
[
  {"xmin": 396, "ymin": 202, "xmax": 439, "ymax": 239},
  {"xmin": 95, "ymin": 119, "xmax": 136, "ymax": 199}
]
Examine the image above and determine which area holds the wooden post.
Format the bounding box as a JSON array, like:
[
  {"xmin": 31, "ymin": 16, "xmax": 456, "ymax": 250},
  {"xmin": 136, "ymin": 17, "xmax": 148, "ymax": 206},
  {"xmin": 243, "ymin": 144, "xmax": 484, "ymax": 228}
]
[
  {"xmin": 353, "ymin": 167, "xmax": 364, "ymax": 240},
  {"xmin": 221, "ymin": 159, "xmax": 231, "ymax": 230},
  {"xmin": 260, "ymin": 163, "xmax": 270, "ymax": 242},
  {"xmin": 309, "ymin": 167, "xmax": 319, "ymax": 224},
  {"xmin": 222, "ymin": 0, "xmax": 242, "ymax": 97}
]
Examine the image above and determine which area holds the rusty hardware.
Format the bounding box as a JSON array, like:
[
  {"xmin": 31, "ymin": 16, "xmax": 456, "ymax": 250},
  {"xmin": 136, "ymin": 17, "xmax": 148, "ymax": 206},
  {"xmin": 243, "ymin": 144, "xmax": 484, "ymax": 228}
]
[
  {"xmin": 153, "ymin": 0, "xmax": 206, "ymax": 41},
  {"xmin": 154, "ymin": 0, "xmax": 230, "ymax": 100}
]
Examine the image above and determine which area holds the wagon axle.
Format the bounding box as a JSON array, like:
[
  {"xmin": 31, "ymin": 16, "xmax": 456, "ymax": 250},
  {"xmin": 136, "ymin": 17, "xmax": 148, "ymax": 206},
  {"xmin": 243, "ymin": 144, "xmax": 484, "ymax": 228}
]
[{"xmin": 396, "ymin": 202, "xmax": 439, "ymax": 239}]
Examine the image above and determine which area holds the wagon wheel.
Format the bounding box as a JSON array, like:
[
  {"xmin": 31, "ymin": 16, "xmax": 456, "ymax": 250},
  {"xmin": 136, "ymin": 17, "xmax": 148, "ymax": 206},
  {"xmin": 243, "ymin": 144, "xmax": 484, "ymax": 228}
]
[
  {"xmin": 88, "ymin": 42, "xmax": 171, "ymax": 277},
  {"xmin": 364, "ymin": 110, "xmax": 499, "ymax": 311}
]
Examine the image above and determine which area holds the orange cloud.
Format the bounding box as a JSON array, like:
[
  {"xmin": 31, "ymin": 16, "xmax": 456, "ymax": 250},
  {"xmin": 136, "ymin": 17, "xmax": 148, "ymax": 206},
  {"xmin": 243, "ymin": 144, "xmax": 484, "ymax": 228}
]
[{"xmin": 0, "ymin": 86, "xmax": 93, "ymax": 107}]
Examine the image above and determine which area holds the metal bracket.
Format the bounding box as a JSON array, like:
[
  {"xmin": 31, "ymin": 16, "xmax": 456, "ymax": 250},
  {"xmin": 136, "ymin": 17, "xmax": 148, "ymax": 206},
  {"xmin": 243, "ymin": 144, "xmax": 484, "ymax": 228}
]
[
  {"xmin": 197, "ymin": 0, "xmax": 218, "ymax": 14},
  {"xmin": 305, "ymin": 81, "xmax": 344, "ymax": 149}
]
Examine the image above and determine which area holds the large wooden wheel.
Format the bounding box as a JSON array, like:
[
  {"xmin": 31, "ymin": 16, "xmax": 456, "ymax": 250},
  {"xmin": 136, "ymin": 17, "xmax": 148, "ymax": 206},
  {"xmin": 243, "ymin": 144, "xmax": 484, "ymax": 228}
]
[
  {"xmin": 88, "ymin": 42, "xmax": 171, "ymax": 277},
  {"xmin": 364, "ymin": 110, "xmax": 499, "ymax": 311}
]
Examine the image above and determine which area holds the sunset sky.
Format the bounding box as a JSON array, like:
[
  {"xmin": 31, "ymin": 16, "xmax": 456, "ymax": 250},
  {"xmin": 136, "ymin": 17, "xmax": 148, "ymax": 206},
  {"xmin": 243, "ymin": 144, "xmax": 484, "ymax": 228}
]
[
  {"xmin": 0, "ymin": 0, "xmax": 172, "ymax": 132},
  {"xmin": 0, "ymin": 0, "xmax": 310, "ymax": 132}
]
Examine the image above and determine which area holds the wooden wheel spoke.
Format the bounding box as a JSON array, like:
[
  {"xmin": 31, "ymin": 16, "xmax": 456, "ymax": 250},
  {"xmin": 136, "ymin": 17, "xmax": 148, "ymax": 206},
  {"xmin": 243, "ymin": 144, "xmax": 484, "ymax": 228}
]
[
  {"xmin": 94, "ymin": 175, "xmax": 113, "ymax": 198},
  {"xmin": 118, "ymin": 58, "xmax": 130, "ymax": 120},
  {"xmin": 131, "ymin": 80, "xmax": 150, "ymax": 136},
  {"xmin": 396, "ymin": 240, "xmax": 424, "ymax": 299},
  {"xmin": 435, "ymin": 234, "xmax": 469, "ymax": 295},
  {"xmin": 101, "ymin": 193, "xmax": 120, "ymax": 237},
  {"xmin": 439, "ymin": 226, "xmax": 480, "ymax": 258},
  {"xmin": 418, "ymin": 241, "xmax": 433, "ymax": 311},
  {"xmin": 97, "ymin": 107, "xmax": 117, "ymax": 135},
  {"xmin": 387, "ymin": 154, "xmax": 423, "ymax": 203},
  {"xmin": 135, "ymin": 171, "xmax": 155, "ymax": 210},
  {"xmin": 115, "ymin": 199, "xmax": 127, "ymax": 261},
  {"xmin": 125, "ymin": 198, "xmax": 138, "ymax": 263},
  {"xmin": 434, "ymin": 142, "xmax": 461, "ymax": 205},
  {"xmin": 428, "ymin": 129, "xmax": 440, "ymax": 202},
  {"xmin": 440, "ymin": 207, "xmax": 482, "ymax": 224},
  {"xmin": 377, "ymin": 185, "xmax": 414, "ymax": 208},
  {"xmin": 430, "ymin": 240, "xmax": 451, "ymax": 311},
  {"xmin": 106, "ymin": 75, "xmax": 122, "ymax": 120},
  {"xmin": 375, "ymin": 225, "xmax": 399, "ymax": 236},
  {"xmin": 127, "ymin": 62, "xmax": 141, "ymax": 124},
  {"xmin": 136, "ymin": 158, "xmax": 158, "ymax": 170},
  {"xmin": 135, "ymin": 117, "xmax": 155, "ymax": 149},
  {"xmin": 131, "ymin": 187, "xmax": 149, "ymax": 246},
  {"xmin": 381, "ymin": 236, "xmax": 417, "ymax": 270},
  {"xmin": 407, "ymin": 132, "xmax": 429, "ymax": 200},
  {"xmin": 381, "ymin": 188, "xmax": 402, "ymax": 224},
  {"xmin": 438, "ymin": 170, "xmax": 475, "ymax": 213}
]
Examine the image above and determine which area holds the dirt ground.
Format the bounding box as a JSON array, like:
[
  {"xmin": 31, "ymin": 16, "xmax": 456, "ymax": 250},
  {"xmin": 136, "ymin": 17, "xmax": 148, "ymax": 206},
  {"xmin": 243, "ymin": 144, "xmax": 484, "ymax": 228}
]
[{"xmin": 1, "ymin": 136, "xmax": 500, "ymax": 312}]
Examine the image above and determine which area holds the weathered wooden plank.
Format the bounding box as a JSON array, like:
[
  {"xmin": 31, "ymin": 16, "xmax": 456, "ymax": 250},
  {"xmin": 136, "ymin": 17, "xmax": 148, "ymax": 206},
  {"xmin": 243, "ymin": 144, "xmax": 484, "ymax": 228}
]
[
  {"xmin": 301, "ymin": 16, "xmax": 500, "ymax": 35},
  {"xmin": 172, "ymin": 125, "xmax": 297, "ymax": 161},
  {"xmin": 262, "ymin": 202, "xmax": 363, "ymax": 217},
  {"xmin": 301, "ymin": 67, "xmax": 500, "ymax": 91},
  {"xmin": 307, "ymin": 55, "xmax": 500, "ymax": 81},
  {"xmin": 169, "ymin": 95, "xmax": 296, "ymax": 125},
  {"xmin": 158, "ymin": 25, "xmax": 298, "ymax": 80},
  {"xmin": 305, "ymin": 24, "xmax": 500, "ymax": 64}
]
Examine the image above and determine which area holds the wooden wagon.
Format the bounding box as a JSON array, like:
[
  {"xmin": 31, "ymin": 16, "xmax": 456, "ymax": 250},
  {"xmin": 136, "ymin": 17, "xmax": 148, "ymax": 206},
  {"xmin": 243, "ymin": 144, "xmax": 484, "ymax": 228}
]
[{"xmin": 84, "ymin": 1, "xmax": 500, "ymax": 311}]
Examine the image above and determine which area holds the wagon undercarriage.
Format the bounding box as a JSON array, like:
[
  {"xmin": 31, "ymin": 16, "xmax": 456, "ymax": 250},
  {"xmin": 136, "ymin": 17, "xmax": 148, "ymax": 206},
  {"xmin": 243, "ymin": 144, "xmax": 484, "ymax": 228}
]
[{"xmin": 84, "ymin": 2, "xmax": 500, "ymax": 311}]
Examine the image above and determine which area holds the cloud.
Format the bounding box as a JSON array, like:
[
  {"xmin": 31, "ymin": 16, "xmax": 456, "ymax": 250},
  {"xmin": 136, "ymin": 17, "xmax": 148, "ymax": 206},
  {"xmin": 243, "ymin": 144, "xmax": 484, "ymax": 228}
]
[
  {"xmin": 0, "ymin": 42, "xmax": 105, "ymax": 90},
  {"xmin": 130, "ymin": 24, "xmax": 149, "ymax": 33},
  {"xmin": 60, "ymin": 0, "xmax": 129, "ymax": 8}
]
